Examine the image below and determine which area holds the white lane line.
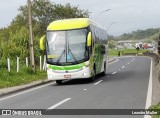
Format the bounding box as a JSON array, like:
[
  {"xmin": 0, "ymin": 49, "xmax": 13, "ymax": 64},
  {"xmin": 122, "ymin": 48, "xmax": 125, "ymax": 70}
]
[
  {"xmin": 144, "ymin": 59, "xmax": 152, "ymax": 118},
  {"xmin": 121, "ymin": 66, "xmax": 125, "ymax": 68},
  {"xmin": 112, "ymin": 71, "xmax": 117, "ymax": 75},
  {"xmin": 48, "ymin": 98, "xmax": 71, "ymax": 109},
  {"xmin": 93, "ymin": 80, "xmax": 103, "ymax": 85},
  {"xmin": 114, "ymin": 59, "xmax": 119, "ymax": 63},
  {"xmin": 118, "ymin": 69, "xmax": 121, "ymax": 71},
  {"xmin": 107, "ymin": 76, "xmax": 110, "ymax": 78},
  {"xmin": 83, "ymin": 89, "xmax": 87, "ymax": 91},
  {"xmin": 145, "ymin": 59, "xmax": 152, "ymax": 109},
  {"xmin": 127, "ymin": 63, "xmax": 130, "ymax": 65},
  {"xmin": 109, "ymin": 59, "xmax": 119, "ymax": 64},
  {"xmin": 0, "ymin": 82, "xmax": 56, "ymax": 102}
]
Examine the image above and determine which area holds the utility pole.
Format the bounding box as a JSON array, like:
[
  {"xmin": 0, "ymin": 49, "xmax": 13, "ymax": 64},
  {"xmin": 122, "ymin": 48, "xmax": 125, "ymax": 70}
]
[{"xmin": 28, "ymin": 0, "xmax": 36, "ymax": 72}]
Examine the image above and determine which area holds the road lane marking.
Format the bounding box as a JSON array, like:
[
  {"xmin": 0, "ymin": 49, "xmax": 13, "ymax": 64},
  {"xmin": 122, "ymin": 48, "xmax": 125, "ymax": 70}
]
[
  {"xmin": 144, "ymin": 59, "xmax": 152, "ymax": 118},
  {"xmin": 127, "ymin": 63, "xmax": 130, "ymax": 65},
  {"xmin": 83, "ymin": 89, "xmax": 87, "ymax": 91},
  {"xmin": 0, "ymin": 82, "xmax": 56, "ymax": 102},
  {"xmin": 107, "ymin": 76, "xmax": 110, "ymax": 77},
  {"xmin": 121, "ymin": 66, "xmax": 125, "ymax": 68},
  {"xmin": 112, "ymin": 72, "xmax": 117, "ymax": 74},
  {"xmin": 114, "ymin": 59, "xmax": 119, "ymax": 63},
  {"xmin": 48, "ymin": 98, "xmax": 71, "ymax": 109},
  {"xmin": 93, "ymin": 80, "xmax": 103, "ymax": 85},
  {"xmin": 109, "ymin": 59, "xmax": 119, "ymax": 65},
  {"xmin": 118, "ymin": 69, "xmax": 121, "ymax": 71},
  {"xmin": 145, "ymin": 59, "xmax": 152, "ymax": 109}
]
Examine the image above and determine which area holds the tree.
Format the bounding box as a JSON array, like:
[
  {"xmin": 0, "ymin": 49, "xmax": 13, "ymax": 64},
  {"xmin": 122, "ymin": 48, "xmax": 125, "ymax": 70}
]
[
  {"xmin": 0, "ymin": 0, "xmax": 89, "ymax": 64},
  {"xmin": 16, "ymin": 0, "xmax": 89, "ymax": 35}
]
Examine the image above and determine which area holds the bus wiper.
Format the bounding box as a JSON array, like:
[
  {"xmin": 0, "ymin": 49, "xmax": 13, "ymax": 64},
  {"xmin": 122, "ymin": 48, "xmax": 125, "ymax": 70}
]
[
  {"xmin": 68, "ymin": 49, "xmax": 78, "ymax": 63},
  {"xmin": 56, "ymin": 50, "xmax": 65, "ymax": 64}
]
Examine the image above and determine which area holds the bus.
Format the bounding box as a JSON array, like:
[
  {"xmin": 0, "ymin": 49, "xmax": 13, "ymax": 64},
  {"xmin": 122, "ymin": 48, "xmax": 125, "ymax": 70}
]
[{"xmin": 40, "ymin": 18, "xmax": 109, "ymax": 85}]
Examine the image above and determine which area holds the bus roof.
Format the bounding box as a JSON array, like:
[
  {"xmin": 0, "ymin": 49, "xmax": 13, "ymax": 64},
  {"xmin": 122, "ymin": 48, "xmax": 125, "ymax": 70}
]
[{"xmin": 47, "ymin": 18, "xmax": 93, "ymax": 31}]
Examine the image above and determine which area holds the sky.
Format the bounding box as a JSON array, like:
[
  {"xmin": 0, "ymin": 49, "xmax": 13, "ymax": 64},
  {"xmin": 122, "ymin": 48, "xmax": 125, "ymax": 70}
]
[{"xmin": 0, "ymin": 0, "xmax": 160, "ymax": 36}]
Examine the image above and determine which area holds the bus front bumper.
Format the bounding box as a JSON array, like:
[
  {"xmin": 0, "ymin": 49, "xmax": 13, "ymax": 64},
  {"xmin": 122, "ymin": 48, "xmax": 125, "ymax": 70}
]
[{"xmin": 47, "ymin": 66, "xmax": 91, "ymax": 80}]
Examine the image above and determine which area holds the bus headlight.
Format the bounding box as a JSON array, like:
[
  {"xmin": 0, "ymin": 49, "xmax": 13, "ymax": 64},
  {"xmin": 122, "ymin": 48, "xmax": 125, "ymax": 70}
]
[{"xmin": 83, "ymin": 72, "xmax": 87, "ymax": 76}]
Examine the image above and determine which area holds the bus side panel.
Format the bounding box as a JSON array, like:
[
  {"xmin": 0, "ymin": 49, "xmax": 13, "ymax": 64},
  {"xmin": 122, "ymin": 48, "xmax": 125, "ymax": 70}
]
[{"xmin": 90, "ymin": 24, "xmax": 108, "ymax": 75}]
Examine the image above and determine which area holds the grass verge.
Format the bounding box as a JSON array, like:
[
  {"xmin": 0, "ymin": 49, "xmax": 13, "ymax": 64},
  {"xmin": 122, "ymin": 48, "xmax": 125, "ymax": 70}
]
[
  {"xmin": 0, "ymin": 66, "xmax": 47, "ymax": 89},
  {"xmin": 109, "ymin": 49, "xmax": 149, "ymax": 56},
  {"xmin": 149, "ymin": 103, "xmax": 160, "ymax": 118}
]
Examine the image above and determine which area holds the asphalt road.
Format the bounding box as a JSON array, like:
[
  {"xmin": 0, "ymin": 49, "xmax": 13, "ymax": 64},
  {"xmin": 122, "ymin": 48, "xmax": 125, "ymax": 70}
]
[{"xmin": 0, "ymin": 56, "xmax": 151, "ymax": 118}]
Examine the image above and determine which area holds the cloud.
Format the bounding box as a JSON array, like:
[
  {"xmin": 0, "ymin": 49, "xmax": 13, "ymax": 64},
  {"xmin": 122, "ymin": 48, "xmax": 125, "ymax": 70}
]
[{"xmin": 0, "ymin": 0, "xmax": 160, "ymax": 36}]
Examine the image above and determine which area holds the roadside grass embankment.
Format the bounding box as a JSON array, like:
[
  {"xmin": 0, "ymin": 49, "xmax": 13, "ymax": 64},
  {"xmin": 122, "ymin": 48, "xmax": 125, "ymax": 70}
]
[
  {"xmin": 149, "ymin": 103, "xmax": 160, "ymax": 118},
  {"xmin": 0, "ymin": 65, "xmax": 47, "ymax": 89},
  {"xmin": 109, "ymin": 49, "xmax": 149, "ymax": 56}
]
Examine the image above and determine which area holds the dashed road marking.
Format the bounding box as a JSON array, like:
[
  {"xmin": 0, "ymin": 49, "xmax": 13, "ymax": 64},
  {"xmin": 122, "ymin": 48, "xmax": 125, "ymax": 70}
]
[
  {"xmin": 109, "ymin": 59, "xmax": 119, "ymax": 65},
  {"xmin": 112, "ymin": 72, "xmax": 117, "ymax": 74},
  {"xmin": 94, "ymin": 80, "xmax": 103, "ymax": 85},
  {"xmin": 121, "ymin": 66, "xmax": 125, "ymax": 68},
  {"xmin": 48, "ymin": 98, "xmax": 71, "ymax": 109},
  {"xmin": 0, "ymin": 82, "xmax": 55, "ymax": 102}
]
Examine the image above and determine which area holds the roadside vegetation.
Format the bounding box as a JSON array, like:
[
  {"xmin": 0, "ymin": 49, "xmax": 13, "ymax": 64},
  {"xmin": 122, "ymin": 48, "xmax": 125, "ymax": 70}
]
[
  {"xmin": 0, "ymin": 0, "xmax": 89, "ymax": 88},
  {"xmin": 110, "ymin": 28, "xmax": 160, "ymax": 41},
  {"xmin": 109, "ymin": 49, "xmax": 149, "ymax": 56},
  {"xmin": 149, "ymin": 103, "xmax": 160, "ymax": 118},
  {"xmin": 0, "ymin": 67, "xmax": 46, "ymax": 88}
]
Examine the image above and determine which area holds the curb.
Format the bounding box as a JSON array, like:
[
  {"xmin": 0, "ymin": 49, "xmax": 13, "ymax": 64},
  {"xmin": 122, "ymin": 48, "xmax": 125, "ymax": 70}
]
[
  {"xmin": 0, "ymin": 79, "xmax": 53, "ymax": 97},
  {"xmin": 109, "ymin": 58, "xmax": 116, "ymax": 63},
  {"xmin": 0, "ymin": 57, "xmax": 117, "ymax": 97}
]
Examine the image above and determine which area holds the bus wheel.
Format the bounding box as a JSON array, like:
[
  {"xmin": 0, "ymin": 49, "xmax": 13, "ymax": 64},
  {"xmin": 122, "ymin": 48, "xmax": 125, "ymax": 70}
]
[
  {"xmin": 90, "ymin": 67, "xmax": 96, "ymax": 82},
  {"xmin": 56, "ymin": 80, "xmax": 62, "ymax": 85},
  {"xmin": 102, "ymin": 62, "xmax": 106, "ymax": 76}
]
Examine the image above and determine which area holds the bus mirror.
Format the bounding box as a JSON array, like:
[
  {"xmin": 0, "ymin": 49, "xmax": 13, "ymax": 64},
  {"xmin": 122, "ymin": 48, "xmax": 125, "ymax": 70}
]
[
  {"xmin": 87, "ymin": 32, "xmax": 92, "ymax": 47},
  {"xmin": 40, "ymin": 35, "xmax": 46, "ymax": 50}
]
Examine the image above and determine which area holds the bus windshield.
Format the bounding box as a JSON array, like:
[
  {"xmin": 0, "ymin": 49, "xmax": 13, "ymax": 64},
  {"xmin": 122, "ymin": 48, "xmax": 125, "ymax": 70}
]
[{"xmin": 46, "ymin": 28, "xmax": 89, "ymax": 65}]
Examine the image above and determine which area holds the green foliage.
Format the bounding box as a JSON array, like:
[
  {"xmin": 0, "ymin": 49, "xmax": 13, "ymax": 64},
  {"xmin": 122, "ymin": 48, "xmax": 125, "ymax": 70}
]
[
  {"xmin": 108, "ymin": 40, "xmax": 117, "ymax": 49},
  {"xmin": 109, "ymin": 49, "xmax": 148, "ymax": 56},
  {"xmin": 0, "ymin": 0, "xmax": 89, "ymax": 65},
  {"xmin": 114, "ymin": 28, "xmax": 160, "ymax": 41},
  {"xmin": 0, "ymin": 66, "xmax": 46, "ymax": 88},
  {"xmin": 0, "ymin": 0, "xmax": 89, "ymax": 88},
  {"xmin": 149, "ymin": 103, "xmax": 160, "ymax": 118}
]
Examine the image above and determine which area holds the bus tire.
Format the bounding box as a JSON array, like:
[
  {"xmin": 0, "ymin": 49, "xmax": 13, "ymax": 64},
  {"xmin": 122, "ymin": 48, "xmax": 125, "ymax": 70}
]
[
  {"xmin": 102, "ymin": 62, "xmax": 106, "ymax": 76},
  {"xmin": 89, "ymin": 65, "xmax": 96, "ymax": 82},
  {"xmin": 56, "ymin": 80, "xmax": 62, "ymax": 85}
]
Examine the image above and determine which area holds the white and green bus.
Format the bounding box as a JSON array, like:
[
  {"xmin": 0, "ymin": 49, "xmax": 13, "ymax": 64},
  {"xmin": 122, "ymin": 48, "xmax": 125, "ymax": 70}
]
[{"xmin": 40, "ymin": 18, "xmax": 108, "ymax": 84}]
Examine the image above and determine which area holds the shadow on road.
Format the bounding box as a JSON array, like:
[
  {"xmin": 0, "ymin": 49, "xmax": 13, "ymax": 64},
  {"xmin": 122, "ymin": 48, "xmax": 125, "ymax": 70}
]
[{"xmin": 54, "ymin": 74, "xmax": 104, "ymax": 86}]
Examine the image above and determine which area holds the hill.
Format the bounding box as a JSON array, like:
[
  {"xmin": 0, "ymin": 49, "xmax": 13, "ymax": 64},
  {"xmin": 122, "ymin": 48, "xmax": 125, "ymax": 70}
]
[{"xmin": 113, "ymin": 28, "xmax": 160, "ymax": 41}]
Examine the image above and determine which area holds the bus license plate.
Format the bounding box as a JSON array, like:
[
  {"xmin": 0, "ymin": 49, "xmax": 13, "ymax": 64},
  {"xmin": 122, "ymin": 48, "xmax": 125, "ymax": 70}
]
[{"xmin": 64, "ymin": 75, "xmax": 71, "ymax": 79}]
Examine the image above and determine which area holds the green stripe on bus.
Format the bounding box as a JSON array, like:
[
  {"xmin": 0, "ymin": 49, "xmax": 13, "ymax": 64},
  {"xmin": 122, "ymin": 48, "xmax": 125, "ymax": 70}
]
[{"xmin": 48, "ymin": 63, "xmax": 86, "ymax": 71}]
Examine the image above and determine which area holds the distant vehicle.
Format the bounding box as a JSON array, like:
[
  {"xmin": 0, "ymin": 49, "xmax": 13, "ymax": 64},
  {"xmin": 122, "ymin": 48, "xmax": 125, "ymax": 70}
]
[
  {"xmin": 135, "ymin": 43, "xmax": 140, "ymax": 49},
  {"xmin": 40, "ymin": 18, "xmax": 109, "ymax": 85},
  {"xmin": 143, "ymin": 43, "xmax": 153, "ymax": 49}
]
